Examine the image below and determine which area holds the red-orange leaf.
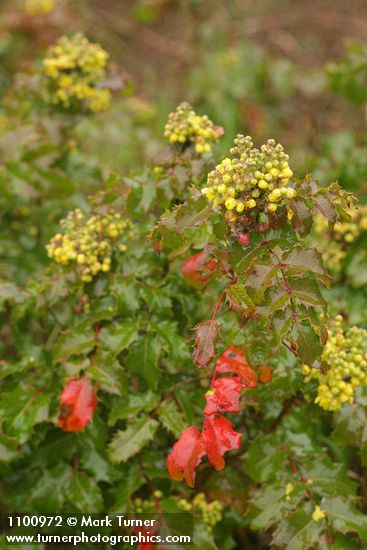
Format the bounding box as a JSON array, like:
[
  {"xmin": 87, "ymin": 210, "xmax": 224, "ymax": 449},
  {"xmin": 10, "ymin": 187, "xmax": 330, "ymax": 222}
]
[
  {"xmin": 259, "ymin": 365, "xmax": 273, "ymax": 384},
  {"xmin": 193, "ymin": 320, "xmax": 221, "ymax": 367},
  {"xmin": 215, "ymin": 347, "xmax": 257, "ymax": 388},
  {"xmin": 167, "ymin": 426, "xmax": 206, "ymax": 487},
  {"xmin": 181, "ymin": 250, "xmax": 217, "ymax": 289},
  {"xmin": 201, "ymin": 416, "xmax": 242, "ymax": 471},
  {"xmin": 58, "ymin": 376, "xmax": 97, "ymax": 432},
  {"xmin": 204, "ymin": 377, "xmax": 242, "ymax": 415}
]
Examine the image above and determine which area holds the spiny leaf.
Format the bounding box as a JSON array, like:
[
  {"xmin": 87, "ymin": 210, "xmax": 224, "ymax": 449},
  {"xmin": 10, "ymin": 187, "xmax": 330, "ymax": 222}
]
[
  {"xmin": 272, "ymin": 504, "xmax": 325, "ymax": 550},
  {"xmin": 322, "ymin": 496, "xmax": 367, "ymax": 541},
  {"xmin": 108, "ymin": 416, "xmax": 159, "ymax": 463},
  {"xmin": 157, "ymin": 398, "xmax": 187, "ymax": 438},
  {"xmin": 225, "ymin": 281, "xmax": 254, "ymax": 315},
  {"xmin": 294, "ymin": 322, "xmax": 323, "ymax": 367},
  {"xmin": 290, "ymin": 198, "xmax": 313, "ymax": 237},
  {"xmin": 288, "ymin": 278, "xmax": 327, "ymax": 310}
]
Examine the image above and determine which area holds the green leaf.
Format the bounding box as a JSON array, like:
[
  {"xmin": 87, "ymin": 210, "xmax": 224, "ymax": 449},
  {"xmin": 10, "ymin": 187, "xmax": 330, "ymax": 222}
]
[
  {"xmin": 150, "ymin": 196, "xmax": 212, "ymax": 251},
  {"xmin": 272, "ymin": 504, "xmax": 325, "ymax": 550},
  {"xmin": 108, "ymin": 391, "xmax": 159, "ymax": 426},
  {"xmin": 284, "ymin": 247, "xmax": 331, "ymax": 287},
  {"xmin": 244, "ymin": 434, "xmax": 288, "ymax": 483},
  {"xmin": 28, "ymin": 464, "xmax": 71, "ymax": 512},
  {"xmin": 249, "ymin": 485, "xmax": 291, "ymax": 530},
  {"xmin": 110, "ymin": 463, "xmax": 144, "ymax": 512},
  {"xmin": 53, "ymin": 328, "xmax": 96, "ymax": 362},
  {"xmin": 67, "ymin": 473, "xmax": 103, "ymax": 513},
  {"xmin": 126, "ymin": 336, "xmax": 161, "ymax": 389},
  {"xmin": 323, "ymin": 496, "xmax": 367, "ymax": 541},
  {"xmin": 290, "ymin": 198, "xmax": 313, "ymax": 236},
  {"xmin": 0, "ymin": 385, "xmax": 51, "ymax": 444},
  {"xmin": 294, "ymin": 322, "xmax": 323, "ymax": 366},
  {"xmin": 108, "ymin": 416, "xmax": 159, "ymax": 463},
  {"xmin": 100, "ymin": 321, "xmax": 139, "ymax": 357},
  {"xmin": 157, "ymin": 398, "xmax": 187, "ymax": 438},
  {"xmin": 91, "ymin": 353, "xmax": 127, "ymax": 396},
  {"xmin": 0, "ymin": 433, "xmax": 19, "ymax": 462},
  {"xmin": 288, "ymin": 278, "xmax": 327, "ymax": 309},
  {"xmin": 225, "ymin": 281, "xmax": 254, "ymax": 315}
]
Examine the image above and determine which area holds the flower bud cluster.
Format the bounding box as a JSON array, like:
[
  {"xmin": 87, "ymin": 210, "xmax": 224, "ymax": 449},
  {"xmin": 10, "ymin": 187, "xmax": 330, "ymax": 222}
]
[
  {"xmin": 178, "ymin": 493, "xmax": 223, "ymax": 531},
  {"xmin": 302, "ymin": 316, "xmax": 367, "ymax": 411},
  {"xmin": 47, "ymin": 208, "xmax": 134, "ymax": 282},
  {"xmin": 43, "ymin": 33, "xmax": 111, "ymax": 112},
  {"xmin": 314, "ymin": 204, "xmax": 367, "ymax": 271},
  {"xmin": 164, "ymin": 102, "xmax": 223, "ymax": 154},
  {"xmin": 201, "ymin": 135, "xmax": 295, "ymax": 222}
]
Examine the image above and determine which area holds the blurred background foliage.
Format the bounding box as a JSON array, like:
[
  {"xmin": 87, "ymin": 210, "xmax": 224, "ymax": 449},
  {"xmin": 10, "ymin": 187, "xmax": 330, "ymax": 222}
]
[{"xmin": 1, "ymin": 0, "xmax": 367, "ymax": 287}]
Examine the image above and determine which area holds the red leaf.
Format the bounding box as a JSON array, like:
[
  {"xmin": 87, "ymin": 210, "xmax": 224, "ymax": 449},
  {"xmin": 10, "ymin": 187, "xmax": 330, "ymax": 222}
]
[
  {"xmin": 215, "ymin": 347, "xmax": 257, "ymax": 388},
  {"xmin": 259, "ymin": 365, "xmax": 273, "ymax": 384},
  {"xmin": 215, "ymin": 346, "xmax": 248, "ymax": 372},
  {"xmin": 57, "ymin": 376, "xmax": 97, "ymax": 432},
  {"xmin": 134, "ymin": 526, "xmax": 156, "ymax": 549},
  {"xmin": 182, "ymin": 250, "xmax": 216, "ymax": 289},
  {"xmin": 204, "ymin": 377, "xmax": 242, "ymax": 415},
  {"xmin": 201, "ymin": 416, "xmax": 242, "ymax": 471},
  {"xmin": 167, "ymin": 426, "xmax": 206, "ymax": 487},
  {"xmin": 193, "ymin": 320, "xmax": 221, "ymax": 367}
]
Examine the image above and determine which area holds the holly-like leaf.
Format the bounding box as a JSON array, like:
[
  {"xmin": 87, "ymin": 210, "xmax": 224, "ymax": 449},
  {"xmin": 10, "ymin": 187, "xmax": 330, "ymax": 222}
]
[
  {"xmin": 108, "ymin": 416, "xmax": 159, "ymax": 463},
  {"xmin": 204, "ymin": 377, "xmax": 242, "ymax": 416},
  {"xmin": 167, "ymin": 425, "xmax": 206, "ymax": 487},
  {"xmin": 108, "ymin": 391, "xmax": 159, "ymax": 426},
  {"xmin": 57, "ymin": 376, "xmax": 97, "ymax": 432},
  {"xmin": 272, "ymin": 504, "xmax": 325, "ymax": 550},
  {"xmin": 126, "ymin": 336, "xmax": 161, "ymax": 389},
  {"xmin": 288, "ymin": 278, "xmax": 327, "ymax": 310},
  {"xmin": 150, "ymin": 197, "xmax": 212, "ymax": 251},
  {"xmin": 100, "ymin": 321, "xmax": 139, "ymax": 358},
  {"xmin": 225, "ymin": 281, "xmax": 254, "ymax": 316},
  {"xmin": 201, "ymin": 415, "xmax": 242, "ymax": 471},
  {"xmin": 294, "ymin": 322, "xmax": 323, "ymax": 367},
  {"xmin": 193, "ymin": 320, "xmax": 221, "ymax": 367},
  {"xmin": 53, "ymin": 328, "xmax": 96, "ymax": 362},
  {"xmin": 157, "ymin": 398, "xmax": 188, "ymax": 439},
  {"xmin": 0, "ymin": 384, "xmax": 51, "ymax": 444},
  {"xmin": 290, "ymin": 197, "xmax": 313, "ymax": 237},
  {"xmin": 66, "ymin": 473, "xmax": 103, "ymax": 513},
  {"xmin": 284, "ymin": 247, "xmax": 331, "ymax": 287},
  {"xmin": 322, "ymin": 496, "xmax": 367, "ymax": 542}
]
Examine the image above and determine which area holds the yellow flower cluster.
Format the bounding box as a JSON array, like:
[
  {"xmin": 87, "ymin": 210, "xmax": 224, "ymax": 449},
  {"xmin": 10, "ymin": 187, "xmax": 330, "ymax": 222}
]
[
  {"xmin": 164, "ymin": 102, "xmax": 223, "ymax": 154},
  {"xmin": 25, "ymin": 0, "xmax": 54, "ymax": 15},
  {"xmin": 43, "ymin": 33, "xmax": 112, "ymax": 112},
  {"xmin": 314, "ymin": 205, "xmax": 367, "ymax": 271},
  {"xmin": 47, "ymin": 208, "xmax": 134, "ymax": 282},
  {"xmin": 178, "ymin": 493, "xmax": 223, "ymax": 531},
  {"xmin": 302, "ymin": 316, "xmax": 367, "ymax": 411},
  {"xmin": 201, "ymin": 135, "xmax": 295, "ymax": 222}
]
